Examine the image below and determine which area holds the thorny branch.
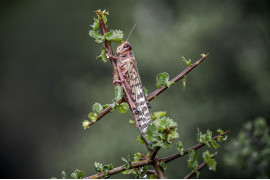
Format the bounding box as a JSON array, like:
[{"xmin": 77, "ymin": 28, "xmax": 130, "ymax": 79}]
[
  {"xmin": 84, "ymin": 131, "xmax": 229, "ymax": 179},
  {"xmin": 184, "ymin": 152, "xmax": 218, "ymax": 179},
  {"xmin": 160, "ymin": 130, "xmax": 230, "ymax": 163},
  {"xmin": 86, "ymin": 54, "xmax": 209, "ymax": 128}
]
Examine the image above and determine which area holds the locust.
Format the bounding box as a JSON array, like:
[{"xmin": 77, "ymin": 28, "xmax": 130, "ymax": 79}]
[{"xmin": 104, "ymin": 41, "xmax": 152, "ymax": 143}]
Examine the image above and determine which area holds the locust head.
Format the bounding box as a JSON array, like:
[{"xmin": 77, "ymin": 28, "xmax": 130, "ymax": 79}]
[{"xmin": 116, "ymin": 41, "xmax": 132, "ymax": 57}]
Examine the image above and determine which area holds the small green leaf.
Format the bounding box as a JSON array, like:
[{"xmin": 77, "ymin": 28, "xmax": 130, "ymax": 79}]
[
  {"xmin": 90, "ymin": 18, "xmax": 99, "ymax": 31},
  {"xmin": 156, "ymin": 72, "xmax": 169, "ymax": 88},
  {"xmin": 94, "ymin": 162, "xmax": 103, "ymax": 172},
  {"xmin": 103, "ymin": 104, "xmax": 110, "ymax": 109},
  {"xmin": 150, "ymin": 174, "xmax": 157, "ymax": 179},
  {"xmin": 143, "ymin": 86, "xmax": 148, "ymax": 96},
  {"xmin": 217, "ymin": 129, "xmax": 224, "ymax": 134},
  {"xmin": 210, "ymin": 140, "xmax": 220, "ymax": 149},
  {"xmin": 121, "ymin": 155, "xmax": 131, "ymax": 170},
  {"xmin": 92, "ymin": 102, "xmax": 103, "ymax": 114},
  {"xmin": 89, "ymin": 30, "xmax": 104, "ymax": 43},
  {"xmin": 166, "ymin": 81, "xmax": 175, "ymax": 88},
  {"xmin": 203, "ymin": 151, "xmax": 217, "ymax": 171},
  {"xmin": 133, "ymin": 153, "xmax": 142, "ymax": 162},
  {"xmin": 119, "ymin": 102, "xmax": 129, "ymax": 113},
  {"xmin": 101, "ymin": 14, "xmax": 107, "ymax": 24},
  {"xmin": 160, "ymin": 161, "xmax": 166, "ymax": 170},
  {"xmin": 82, "ymin": 120, "xmax": 90, "ymax": 130},
  {"xmin": 151, "ymin": 111, "xmax": 167, "ymax": 120},
  {"xmin": 129, "ymin": 119, "xmax": 134, "ymax": 124},
  {"xmin": 182, "ymin": 75, "xmax": 187, "ymax": 89},
  {"xmin": 96, "ymin": 47, "xmax": 107, "ymax": 62},
  {"xmin": 182, "ymin": 56, "xmax": 192, "ymax": 67},
  {"xmin": 88, "ymin": 112, "xmax": 97, "ymax": 121},
  {"xmin": 137, "ymin": 135, "xmax": 145, "ymax": 144},
  {"xmin": 104, "ymin": 30, "xmax": 123, "ymax": 43},
  {"xmin": 61, "ymin": 171, "xmax": 66, "ymax": 179},
  {"xmin": 200, "ymin": 53, "xmax": 206, "ymax": 57},
  {"xmin": 188, "ymin": 149, "xmax": 199, "ymax": 177},
  {"xmin": 176, "ymin": 141, "xmax": 184, "ymax": 155},
  {"xmin": 114, "ymin": 86, "xmax": 123, "ymax": 101},
  {"xmin": 71, "ymin": 169, "xmax": 84, "ymax": 179}
]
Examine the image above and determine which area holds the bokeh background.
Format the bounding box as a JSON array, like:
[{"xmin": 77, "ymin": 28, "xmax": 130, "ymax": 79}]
[{"xmin": 1, "ymin": 0, "xmax": 269, "ymax": 178}]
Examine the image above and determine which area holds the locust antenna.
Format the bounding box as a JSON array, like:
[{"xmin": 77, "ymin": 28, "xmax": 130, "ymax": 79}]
[
  {"xmin": 126, "ymin": 24, "xmax": 136, "ymax": 42},
  {"xmin": 124, "ymin": 28, "xmax": 128, "ymax": 41}
]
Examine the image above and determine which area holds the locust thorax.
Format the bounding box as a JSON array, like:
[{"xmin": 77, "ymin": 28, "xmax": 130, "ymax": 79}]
[{"xmin": 116, "ymin": 41, "xmax": 133, "ymax": 58}]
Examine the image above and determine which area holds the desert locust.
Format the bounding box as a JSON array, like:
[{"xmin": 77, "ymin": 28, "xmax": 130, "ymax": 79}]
[{"xmin": 104, "ymin": 41, "xmax": 152, "ymax": 143}]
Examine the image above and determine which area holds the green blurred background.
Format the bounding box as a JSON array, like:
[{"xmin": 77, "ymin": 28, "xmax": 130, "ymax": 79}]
[{"xmin": 1, "ymin": 0, "xmax": 269, "ymax": 178}]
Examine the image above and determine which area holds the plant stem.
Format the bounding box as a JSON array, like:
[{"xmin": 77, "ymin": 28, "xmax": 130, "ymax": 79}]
[
  {"xmin": 184, "ymin": 152, "xmax": 218, "ymax": 179},
  {"xmin": 160, "ymin": 130, "xmax": 230, "ymax": 163},
  {"xmin": 86, "ymin": 54, "xmax": 209, "ymax": 128}
]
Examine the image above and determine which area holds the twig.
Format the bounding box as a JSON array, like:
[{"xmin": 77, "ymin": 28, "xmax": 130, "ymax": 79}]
[
  {"xmin": 160, "ymin": 130, "xmax": 230, "ymax": 163},
  {"xmin": 86, "ymin": 54, "xmax": 209, "ymax": 128},
  {"xmin": 147, "ymin": 53, "xmax": 209, "ymax": 101},
  {"xmin": 153, "ymin": 157, "xmax": 167, "ymax": 179},
  {"xmin": 84, "ymin": 158, "xmax": 151, "ymax": 179},
  {"xmin": 184, "ymin": 152, "xmax": 218, "ymax": 179}
]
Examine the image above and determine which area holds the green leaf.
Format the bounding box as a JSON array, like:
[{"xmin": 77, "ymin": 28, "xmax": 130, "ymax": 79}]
[
  {"xmin": 88, "ymin": 112, "xmax": 97, "ymax": 121},
  {"xmin": 150, "ymin": 174, "xmax": 157, "ymax": 179},
  {"xmin": 156, "ymin": 72, "xmax": 169, "ymax": 88},
  {"xmin": 200, "ymin": 53, "xmax": 206, "ymax": 57},
  {"xmin": 94, "ymin": 162, "xmax": 103, "ymax": 172},
  {"xmin": 151, "ymin": 111, "xmax": 167, "ymax": 120},
  {"xmin": 102, "ymin": 104, "xmax": 110, "ymax": 109},
  {"xmin": 217, "ymin": 129, "xmax": 224, "ymax": 134},
  {"xmin": 104, "ymin": 30, "xmax": 123, "ymax": 43},
  {"xmin": 121, "ymin": 155, "xmax": 131, "ymax": 170},
  {"xmin": 71, "ymin": 169, "xmax": 84, "ymax": 179},
  {"xmin": 119, "ymin": 102, "xmax": 129, "ymax": 113},
  {"xmin": 210, "ymin": 140, "xmax": 220, "ymax": 149},
  {"xmin": 61, "ymin": 171, "xmax": 66, "ymax": 179},
  {"xmin": 176, "ymin": 141, "xmax": 184, "ymax": 155},
  {"xmin": 182, "ymin": 75, "xmax": 187, "ymax": 89},
  {"xmin": 90, "ymin": 18, "xmax": 99, "ymax": 31},
  {"xmin": 143, "ymin": 86, "xmax": 148, "ymax": 96},
  {"xmin": 166, "ymin": 81, "xmax": 175, "ymax": 88},
  {"xmin": 182, "ymin": 56, "xmax": 192, "ymax": 67},
  {"xmin": 137, "ymin": 135, "xmax": 145, "ymax": 144},
  {"xmin": 129, "ymin": 119, "xmax": 134, "ymax": 124},
  {"xmin": 82, "ymin": 120, "xmax": 90, "ymax": 130},
  {"xmin": 101, "ymin": 14, "xmax": 107, "ymax": 24},
  {"xmin": 160, "ymin": 161, "xmax": 166, "ymax": 170},
  {"xmin": 203, "ymin": 151, "xmax": 217, "ymax": 171},
  {"xmin": 114, "ymin": 86, "xmax": 123, "ymax": 101},
  {"xmin": 187, "ymin": 149, "xmax": 199, "ymax": 177},
  {"xmin": 89, "ymin": 30, "xmax": 104, "ymax": 43},
  {"xmin": 133, "ymin": 153, "xmax": 142, "ymax": 162},
  {"xmin": 92, "ymin": 102, "xmax": 103, "ymax": 114},
  {"xmin": 96, "ymin": 47, "xmax": 107, "ymax": 62}
]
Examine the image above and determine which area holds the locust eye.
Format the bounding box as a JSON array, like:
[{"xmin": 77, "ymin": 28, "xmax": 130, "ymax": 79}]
[{"xmin": 123, "ymin": 44, "xmax": 129, "ymax": 48}]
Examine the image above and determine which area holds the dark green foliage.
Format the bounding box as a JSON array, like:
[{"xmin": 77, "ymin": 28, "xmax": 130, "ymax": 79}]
[{"xmin": 224, "ymin": 117, "xmax": 270, "ymax": 178}]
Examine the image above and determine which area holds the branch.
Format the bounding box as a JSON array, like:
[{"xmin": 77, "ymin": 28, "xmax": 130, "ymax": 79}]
[
  {"xmin": 160, "ymin": 130, "xmax": 230, "ymax": 164},
  {"xmin": 184, "ymin": 152, "xmax": 218, "ymax": 179},
  {"xmin": 86, "ymin": 54, "xmax": 209, "ymax": 128},
  {"xmin": 95, "ymin": 10, "xmax": 120, "ymax": 85},
  {"xmin": 147, "ymin": 53, "xmax": 209, "ymax": 101},
  {"xmin": 84, "ymin": 158, "xmax": 151, "ymax": 179}
]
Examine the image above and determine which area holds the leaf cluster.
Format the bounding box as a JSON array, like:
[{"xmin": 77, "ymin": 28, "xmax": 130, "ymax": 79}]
[
  {"xmin": 94, "ymin": 162, "xmax": 114, "ymax": 179},
  {"xmin": 145, "ymin": 111, "xmax": 179, "ymax": 149},
  {"xmin": 89, "ymin": 11, "xmax": 123, "ymax": 62},
  {"xmin": 82, "ymin": 86, "xmax": 129, "ymax": 129},
  {"xmin": 122, "ymin": 153, "xmax": 155, "ymax": 179},
  {"xmin": 52, "ymin": 170, "xmax": 85, "ymax": 179}
]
